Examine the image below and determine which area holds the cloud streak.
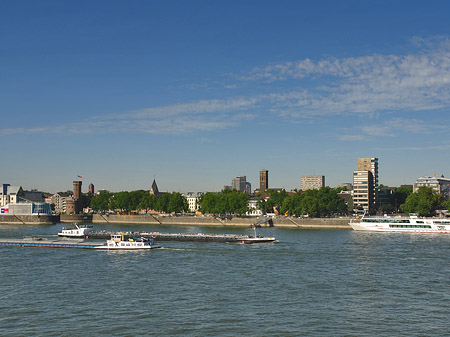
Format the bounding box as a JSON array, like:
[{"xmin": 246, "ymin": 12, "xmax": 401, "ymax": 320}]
[
  {"xmin": 0, "ymin": 97, "xmax": 262, "ymax": 136},
  {"xmin": 241, "ymin": 37, "xmax": 450, "ymax": 118},
  {"xmin": 2, "ymin": 37, "xmax": 450, "ymax": 137}
]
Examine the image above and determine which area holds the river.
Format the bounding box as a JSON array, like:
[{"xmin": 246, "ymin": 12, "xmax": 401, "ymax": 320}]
[{"xmin": 0, "ymin": 223, "xmax": 448, "ymax": 336}]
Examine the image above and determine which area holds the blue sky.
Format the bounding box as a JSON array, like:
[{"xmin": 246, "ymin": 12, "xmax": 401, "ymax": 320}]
[{"xmin": 2, "ymin": 0, "xmax": 450, "ymax": 193}]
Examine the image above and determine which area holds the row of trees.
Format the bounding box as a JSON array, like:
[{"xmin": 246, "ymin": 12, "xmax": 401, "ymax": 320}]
[
  {"xmin": 400, "ymin": 186, "xmax": 450, "ymax": 216},
  {"xmin": 87, "ymin": 187, "xmax": 350, "ymax": 217},
  {"xmin": 84, "ymin": 186, "xmax": 450, "ymax": 217},
  {"xmin": 199, "ymin": 190, "xmax": 250, "ymax": 215},
  {"xmin": 90, "ymin": 190, "xmax": 188, "ymax": 214},
  {"xmin": 259, "ymin": 187, "xmax": 347, "ymax": 217}
]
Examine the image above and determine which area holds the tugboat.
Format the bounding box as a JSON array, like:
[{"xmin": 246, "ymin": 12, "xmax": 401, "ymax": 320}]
[
  {"xmin": 58, "ymin": 223, "xmax": 94, "ymax": 238},
  {"xmin": 95, "ymin": 233, "xmax": 161, "ymax": 250}
]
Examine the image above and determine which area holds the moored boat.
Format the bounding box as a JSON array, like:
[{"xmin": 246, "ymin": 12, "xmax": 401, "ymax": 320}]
[
  {"xmin": 349, "ymin": 215, "xmax": 450, "ymax": 233},
  {"xmin": 58, "ymin": 223, "xmax": 94, "ymax": 238}
]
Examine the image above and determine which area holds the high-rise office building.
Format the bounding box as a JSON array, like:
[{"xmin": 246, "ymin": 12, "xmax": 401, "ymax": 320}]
[
  {"xmin": 231, "ymin": 176, "xmax": 247, "ymax": 192},
  {"xmin": 353, "ymin": 157, "xmax": 378, "ymax": 213},
  {"xmin": 300, "ymin": 175, "xmax": 325, "ymax": 190},
  {"xmin": 352, "ymin": 171, "xmax": 374, "ymax": 213},
  {"xmin": 357, "ymin": 158, "xmax": 379, "ymax": 188},
  {"xmin": 259, "ymin": 170, "xmax": 268, "ymax": 191}
]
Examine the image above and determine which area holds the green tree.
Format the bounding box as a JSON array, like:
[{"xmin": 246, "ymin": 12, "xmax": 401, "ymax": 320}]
[
  {"xmin": 110, "ymin": 191, "xmax": 131, "ymax": 212},
  {"xmin": 129, "ymin": 190, "xmax": 147, "ymax": 211},
  {"xmin": 280, "ymin": 187, "xmax": 347, "ymax": 217},
  {"xmin": 199, "ymin": 190, "xmax": 249, "ymax": 215},
  {"xmin": 155, "ymin": 193, "xmax": 170, "ymax": 213},
  {"xmin": 444, "ymin": 199, "xmax": 450, "ymax": 212},
  {"xmin": 168, "ymin": 192, "xmax": 188, "ymax": 213},
  {"xmin": 401, "ymin": 186, "xmax": 442, "ymax": 216},
  {"xmin": 90, "ymin": 190, "xmax": 112, "ymax": 212},
  {"xmin": 138, "ymin": 193, "xmax": 157, "ymax": 213},
  {"xmin": 263, "ymin": 189, "xmax": 288, "ymax": 214},
  {"xmin": 392, "ymin": 186, "xmax": 413, "ymax": 211}
]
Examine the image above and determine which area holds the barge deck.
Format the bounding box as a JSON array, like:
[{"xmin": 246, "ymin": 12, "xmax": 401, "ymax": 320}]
[
  {"xmin": 0, "ymin": 238, "xmax": 104, "ymax": 249},
  {"xmin": 88, "ymin": 231, "xmax": 276, "ymax": 243}
]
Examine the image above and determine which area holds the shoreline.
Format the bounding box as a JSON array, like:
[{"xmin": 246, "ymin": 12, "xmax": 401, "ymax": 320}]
[
  {"xmin": 0, "ymin": 214, "xmax": 352, "ymax": 229},
  {"xmin": 91, "ymin": 214, "xmax": 352, "ymax": 229}
]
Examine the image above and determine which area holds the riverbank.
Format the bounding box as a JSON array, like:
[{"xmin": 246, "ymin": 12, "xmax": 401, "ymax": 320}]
[
  {"xmin": 0, "ymin": 214, "xmax": 351, "ymax": 228},
  {"xmin": 0, "ymin": 214, "xmax": 59, "ymax": 225},
  {"xmin": 88, "ymin": 214, "xmax": 351, "ymax": 229}
]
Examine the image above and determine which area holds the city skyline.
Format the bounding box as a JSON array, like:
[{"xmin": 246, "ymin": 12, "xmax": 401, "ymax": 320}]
[{"xmin": 2, "ymin": 1, "xmax": 450, "ymax": 193}]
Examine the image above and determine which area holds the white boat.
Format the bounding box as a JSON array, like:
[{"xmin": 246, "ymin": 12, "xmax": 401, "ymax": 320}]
[
  {"xmin": 349, "ymin": 215, "xmax": 450, "ymax": 233},
  {"xmin": 95, "ymin": 233, "xmax": 161, "ymax": 250},
  {"xmin": 58, "ymin": 224, "xmax": 94, "ymax": 238}
]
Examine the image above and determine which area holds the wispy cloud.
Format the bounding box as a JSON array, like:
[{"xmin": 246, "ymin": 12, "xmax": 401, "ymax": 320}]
[
  {"xmin": 241, "ymin": 37, "xmax": 450, "ymax": 119},
  {"xmin": 2, "ymin": 37, "xmax": 450, "ymax": 137},
  {"xmin": 0, "ymin": 97, "xmax": 262, "ymax": 136},
  {"xmin": 381, "ymin": 144, "xmax": 450, "ymax": 151},
  {"xmin": 339, "ymin": 117, "xmax": 448, "ymax": 140}
]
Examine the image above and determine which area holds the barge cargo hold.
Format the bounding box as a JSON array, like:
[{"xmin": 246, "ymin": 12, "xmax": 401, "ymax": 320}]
[
  {"xmin": 0, "ymin": 237, "xmax": 160, "ymax": 250},
  {"xmin": 0, "ymin": 238, "xmax": 102, "ymax": 249},
  {"xmin": 88, "ymin": 231, "xmax": 277, "ymax": 244}
]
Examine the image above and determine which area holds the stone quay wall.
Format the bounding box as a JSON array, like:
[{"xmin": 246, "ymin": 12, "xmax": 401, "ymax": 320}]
[
  {"xmin": 60, "ymin": 214, "xmax": 93, "ymax": 223},
  {"xmin": 0, "ymin": 214, "xmax": 59, "ymax": 225},
  {"xmin": 89, "ymin": 214, "xmax": 351, "ymax": 229}
]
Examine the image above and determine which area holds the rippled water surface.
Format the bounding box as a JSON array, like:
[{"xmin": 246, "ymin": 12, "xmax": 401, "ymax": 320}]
[{"xmin": 0, "ymin": 223, "xmax": 449, "ymax": 336}]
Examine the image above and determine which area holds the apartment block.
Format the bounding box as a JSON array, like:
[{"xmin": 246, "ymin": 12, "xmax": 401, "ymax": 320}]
[
  {"xmin": 353, "ymin": 170, "xmax": 374, "ymax": 213},
  {"xmin": 231, "ymin": 176, "xmax": 247, "ymax": 192},
  {"xmin": 300, "ymin": 175, "xmax": 325, "ymax": 190},
  {"xmin": 414, "ymin": 174, "xmax": 450, "ymax": 198}
]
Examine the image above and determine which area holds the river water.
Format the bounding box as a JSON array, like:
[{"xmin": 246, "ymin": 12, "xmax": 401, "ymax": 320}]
[{"xmin": 0, "ymin": 223, "xmax": 448, "ymax": 336}]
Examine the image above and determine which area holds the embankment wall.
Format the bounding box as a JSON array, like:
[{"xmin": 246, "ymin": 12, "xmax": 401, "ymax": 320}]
[
  {"xmin": 0, "ymin": 214, "xmax": 59, "ymax": 225},
  {"xmin": 89, "ymin": 214, "xmax": 351, "ymax": 229}
]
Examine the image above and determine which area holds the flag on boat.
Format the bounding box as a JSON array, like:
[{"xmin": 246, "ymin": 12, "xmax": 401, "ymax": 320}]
[{"xmin": 78, "ymin": 175, "xmax": 83, "ymax": 178}]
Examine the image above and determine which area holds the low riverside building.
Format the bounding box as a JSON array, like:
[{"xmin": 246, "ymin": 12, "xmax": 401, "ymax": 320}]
[
  {"xmin": 0, "ymin": 184, "xmax": 22, "ymax": 206},
  {"xmin": 46, "ymin": 192, "xmax": 73, "ymax": 214},
  {"xmin": 183, "ymin": 192, "xmax": 202, "ymax": 213},
  {"xmin": 414, "ymin": 174, "xmax": 450, "ymax": 198},
  {"xmin": 246, "ymin": 197, "xmax": 263, "ymax": 216},
  {"xmin": 0, "ymin": 183, "xmax": 51, "ymax": 215}
]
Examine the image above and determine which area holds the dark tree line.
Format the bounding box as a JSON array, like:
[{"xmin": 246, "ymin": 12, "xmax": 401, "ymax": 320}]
[
  {"xmin": 259, "ymin": 187, "xmax": 347, "ymax": 217},
  {"xmin": 85, "ymin": 186, "xmax": 450, "ymax": 218},
  {"xmin": 400, "ymin": 186, "xmax": 449, "ymax": 216},
  {"xmin": 199, "ymin": 190, "xmax": 249, "ymax": 215},
  {"xmin": 90, "ymin": 190, "xmax": 188, "ymax": 214}
]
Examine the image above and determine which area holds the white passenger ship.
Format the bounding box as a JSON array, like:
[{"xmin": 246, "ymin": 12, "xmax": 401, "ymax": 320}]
[
  {"xmin": 96, "ymin": 233, "xmax": 161, "ymax": 250},
  {"xmin": 350, "ymin": 215, "xmax": 450, "ymax": 233},
  {"xmin": 58, "ymin": 224, "xmax": 94, "ymax": 238}
]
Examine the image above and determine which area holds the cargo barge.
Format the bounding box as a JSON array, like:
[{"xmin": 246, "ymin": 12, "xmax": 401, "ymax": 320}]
[
  {"xmin": 88, "ymin": 231, "xmax": 277, "ymax": 244},
  {"xmin": 0, "ymin": 235, "xmax": 160, "ymax": 250},
  {"xmin": 0, "ymin": 238, "xmax": 102, "ymax": 249}
]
